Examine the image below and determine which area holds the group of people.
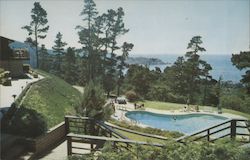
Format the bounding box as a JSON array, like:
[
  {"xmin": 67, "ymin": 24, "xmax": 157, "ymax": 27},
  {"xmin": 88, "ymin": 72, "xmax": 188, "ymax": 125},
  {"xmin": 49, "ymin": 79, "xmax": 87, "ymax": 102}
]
[{"xmin": 134, "ymin": 103, "xmax": 144, "ymax": 110}]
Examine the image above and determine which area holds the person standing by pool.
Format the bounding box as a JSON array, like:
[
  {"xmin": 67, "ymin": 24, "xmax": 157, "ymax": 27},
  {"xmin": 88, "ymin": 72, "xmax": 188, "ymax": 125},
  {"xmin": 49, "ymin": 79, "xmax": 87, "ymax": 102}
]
[{"xmin": 173, "ymin": 115, "xmax": 177, "ymax": 121}]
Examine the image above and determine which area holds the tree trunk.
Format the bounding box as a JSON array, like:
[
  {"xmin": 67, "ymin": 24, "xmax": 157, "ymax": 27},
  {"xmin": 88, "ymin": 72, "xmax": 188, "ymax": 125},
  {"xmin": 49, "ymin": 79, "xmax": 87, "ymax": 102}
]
[{"xmin": 35, "ymin": 27, "xmax": 39, "ymax": 68}]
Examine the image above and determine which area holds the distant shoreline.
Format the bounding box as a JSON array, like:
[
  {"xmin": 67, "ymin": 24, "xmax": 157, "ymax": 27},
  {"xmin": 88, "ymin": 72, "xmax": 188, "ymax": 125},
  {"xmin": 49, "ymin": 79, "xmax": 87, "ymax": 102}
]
[{"xmin": 126, "ymin": 54, "xmax": 244, "ymax": 83}]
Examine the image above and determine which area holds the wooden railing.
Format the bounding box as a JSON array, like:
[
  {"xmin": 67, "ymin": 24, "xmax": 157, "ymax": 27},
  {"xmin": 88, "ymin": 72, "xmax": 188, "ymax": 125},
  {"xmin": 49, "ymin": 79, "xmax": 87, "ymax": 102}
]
[
  {"xmin": 176, "ymin": 119, "xmax": 250, "ymax": 143},
  {"xmin": 65, "ymin": 115, "xmax": 128, "ymax": 139},
  {"xmin": 65, "ymin": 116, "xmax": 250, "ymax": 156},
  {"xmin": 65, "ymin": 115, "xmax": 166, "ymax": 156},
  {"xmin": 67, "ymin": 133, "xmax": 163, "ymax": 155}
]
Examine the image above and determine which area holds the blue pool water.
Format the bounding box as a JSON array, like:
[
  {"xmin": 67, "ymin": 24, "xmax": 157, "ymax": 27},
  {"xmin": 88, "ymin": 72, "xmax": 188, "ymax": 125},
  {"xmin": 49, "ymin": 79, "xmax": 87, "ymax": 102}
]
[{"xmin": 125, "ymin": 111, "xmax": 229, "ymax": 134}]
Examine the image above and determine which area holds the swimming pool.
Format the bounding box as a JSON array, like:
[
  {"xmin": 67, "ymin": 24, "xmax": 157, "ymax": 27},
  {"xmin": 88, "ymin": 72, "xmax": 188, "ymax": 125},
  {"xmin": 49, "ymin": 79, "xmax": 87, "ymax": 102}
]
[{"xmin": 125, "ymin": 111, "xmax": 229, "ymax": 134}]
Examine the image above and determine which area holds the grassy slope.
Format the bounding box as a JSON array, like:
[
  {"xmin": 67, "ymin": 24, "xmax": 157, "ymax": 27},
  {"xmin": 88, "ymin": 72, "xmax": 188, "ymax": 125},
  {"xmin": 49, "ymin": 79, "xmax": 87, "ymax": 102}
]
[
  {"xmin": 22, "ymin": 70, "xmax": 81, "ymax": 128},
  {"xmin": 138, "ymin": 100, "xmax": 250, "ymax": 120},
  {"xmin": 116, "ymin": 130, "xmax": 166, "ymax": 143}
]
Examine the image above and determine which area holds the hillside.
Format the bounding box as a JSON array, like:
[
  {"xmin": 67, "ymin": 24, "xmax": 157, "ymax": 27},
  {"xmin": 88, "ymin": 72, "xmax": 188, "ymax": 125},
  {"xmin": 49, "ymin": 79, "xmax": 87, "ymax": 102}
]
[{"xmin": 21, "ymin": 70, "xmax": 82, "ymax": 128}]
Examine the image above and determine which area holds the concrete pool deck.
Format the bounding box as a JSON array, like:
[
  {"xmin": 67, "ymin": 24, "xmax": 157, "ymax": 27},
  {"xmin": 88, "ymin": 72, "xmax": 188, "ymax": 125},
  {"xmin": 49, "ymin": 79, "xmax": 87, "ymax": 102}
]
[
  {"xmin": 0, "ymin": 74, "xmax": 43, "ymax": 118},
  {"xmin": 112, "ymin": 102, "xmax": 249, "ymax": 140},
  {"xmin": 113, "ymin": 102, "xmax": 247, "ymax": 121}
]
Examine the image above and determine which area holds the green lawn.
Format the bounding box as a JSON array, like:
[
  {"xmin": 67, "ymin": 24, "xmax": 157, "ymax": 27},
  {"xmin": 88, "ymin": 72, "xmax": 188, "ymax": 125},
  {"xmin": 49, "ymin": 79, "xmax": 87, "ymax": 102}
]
[
  {"xmin": 116, "ymin": 129, "xmax": 167, "ymax": 144},
  {"xmin": 138, "ymin": 100, "xmax": 184, "ymax": 110},
  {"xmin": 22, "ymin": 70, "xmax": 82, "ymax": 128},
  {"xmin": 137, "ymin": 100, "xmax": 250, "ymax": 120}
]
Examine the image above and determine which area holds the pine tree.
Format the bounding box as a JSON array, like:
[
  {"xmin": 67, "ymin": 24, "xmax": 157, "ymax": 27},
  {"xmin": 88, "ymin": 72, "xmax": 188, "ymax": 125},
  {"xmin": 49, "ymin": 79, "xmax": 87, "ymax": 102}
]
[
  {"xmin": 101, "ymin": 8, "xmax": 131, "ymax": 96},
  {"xmin": 231, "ymin": 51, "xmax": 250, "ymax": 94},
  {"xmin": 22, "ymin": 2, "xmax": 49, "ymax": 68},
  {"xmin": 75, "ymin": 81, "xmax": 107, "ymax": 134},
  {"xmin": 52, "ymin": 32, "xmax": 67, "ymax": 76},
  {"xmin": 184, "ymin": 36, "xmax": 211, "ymax": 103},
  {"xmin": 76, "ymin": 0, "xmax": 98, "ymax": 81},
  {"xmin": 164, "ymin": 36, "xmax": 212, "ymax": 104},
  {"xmin": 63, "ymin": 47, "xmax": 77, "ymax": 84},
  {"xmin": 39, "ymin": 44, "xmax": 49, "ymax": 71},
  {"xmin": 116, "ymin": 42, "xmax": 134, "ymax": 96}
]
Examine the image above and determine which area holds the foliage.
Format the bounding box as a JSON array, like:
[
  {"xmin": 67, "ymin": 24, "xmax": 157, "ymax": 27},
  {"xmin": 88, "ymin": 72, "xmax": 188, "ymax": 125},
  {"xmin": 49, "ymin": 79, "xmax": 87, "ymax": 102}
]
[
  {"xmin": 182, "ymin": 36, "xmax": 212, "ymax": 103},
  {"xmin": 75, "ymin": 81, "xmax": 106, "ymax": 120},
  {"xmin": 75, "ymin": 0, "xmax": 133, "ymax": 96},
  {"xmin": 147, "ymin": 85, "xmax": 186, "ymax": 103},
  {"xmin": 63, "ymin": 47, "xmax": 77, "ymax": 84},
  {"xmin": 125, "ymin": 90, "xmax": 139, "ymax": 102},
  {"xmin": 0, "ymin": 67, "xmax": 4, "ymax": 74},
  {"xmin": 109, "ymin": 119, "xmax": 183, "ymax": 138},
  {"xmin": 125, "ymin": 65, "xmax": 152, "ymax": 97},
  {"xmin": 231, "ymin": 51, "xmax": 250, "ymax": 94},
  {"xmin": 22, "ymin": 70, "xmax": 81, "ymax": 128},
  {"xmin": 3, "ymin": 106, "xmax": 47, "ymax": 138},
  {"xmin": 221, "ymin": 94, "xmax": 250, "ymax": 114},
  {"xmin": 68, "ymin": 140, "xmax": 247, "ymax": 160},
  {"xmin": 122, "ymin": 36, "xmax": 214, "ymax": 105},
  {"xmin": 75, "ymin": 81, "xmax": 112, "ymax": 135},
  {"xmin": 117, "ymin": 42, "xmax": 134, "ymax": 96},
  {"xmin": 39, "ymin": 44, "xmax": 49, "ymax": 71},
  {"xmin": 51, "ymin": 32, "xmax": 67, "ymax": 76},
  {"xmin": 22, "ymin": 2, "xmax": 49, "ymax": 67}
]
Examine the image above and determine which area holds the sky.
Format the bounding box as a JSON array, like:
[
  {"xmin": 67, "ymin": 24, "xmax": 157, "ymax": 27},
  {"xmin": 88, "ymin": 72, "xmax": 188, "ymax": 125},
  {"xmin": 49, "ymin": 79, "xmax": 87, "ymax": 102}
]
[{"xmin": 0, "ymin": 0, "xmax": 249, "ymax": 56}]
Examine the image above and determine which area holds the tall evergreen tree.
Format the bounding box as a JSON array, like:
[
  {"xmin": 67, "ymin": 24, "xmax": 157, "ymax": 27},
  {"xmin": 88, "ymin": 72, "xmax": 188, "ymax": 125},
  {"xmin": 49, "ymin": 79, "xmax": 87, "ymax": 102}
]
[
  {"xmin": 126, "ymin": 65, "xmax": 152, "ymax": 97},
  {"xmin": 76, "ymin": 0, "xmax": 134, "ymax": 96},
  {"xmin": 163, "ymin": 36, "xmax": 212, "ymax": 104},
  {"xmin": 52, "ymin": 32, "xmax": 67, "ymax": 76},
  {"xmin": 63, "ymin": 47, "xmax": 77, "ymax": 84},
  {"xmin": 231, "ymin": 51, "xmax": 250, "ymax": 94},
  {"xmin": 184, "ymin": 36, "xmax": 211, "ymax": 103},
  {"xmin": 164, "ymin": 56, "xmax": 188, "ymax": 96},
  {"xmin": 22, "ymin": 2, "xmax": 49, "ymax": 68},
  {"xmin": 116, "ymin": 42, "xmax": 134, "ymax": 96},
  {"xmin": 76, "ymin": 0, "xmax": 98, "ymax": 81},
  {"xmin": 39, "ymin": 44, "xmax": 49, "ymax": 71}
]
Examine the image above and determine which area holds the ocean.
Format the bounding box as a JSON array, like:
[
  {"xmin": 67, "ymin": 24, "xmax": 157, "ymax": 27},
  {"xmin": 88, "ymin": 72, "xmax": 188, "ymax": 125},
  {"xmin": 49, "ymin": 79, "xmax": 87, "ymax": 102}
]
[{"xmin": 131, "ymin": 54, "xmax": 245, "ymax": 82}]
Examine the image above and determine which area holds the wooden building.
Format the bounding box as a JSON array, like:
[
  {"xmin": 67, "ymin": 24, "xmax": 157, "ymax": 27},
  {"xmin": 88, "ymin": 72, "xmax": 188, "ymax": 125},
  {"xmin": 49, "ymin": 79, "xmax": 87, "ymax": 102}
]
[{"xmin": 0, "ymin": 36, "xmax": 30, "ymax": 77}]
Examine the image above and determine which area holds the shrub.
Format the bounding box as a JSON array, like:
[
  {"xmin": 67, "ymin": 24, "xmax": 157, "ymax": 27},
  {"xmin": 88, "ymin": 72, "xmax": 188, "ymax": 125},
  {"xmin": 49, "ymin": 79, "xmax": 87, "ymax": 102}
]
[
  {"xmin": 2, "ymin": 78, "xmax": 11, "ymax": 86},
  {"xmin": 125, "ymin": 90, "xmax": 139, "ymax": 102},
  {"xmin": 75, "ymin": 81, "xmax": 107, "ymax": 135},
  {"xmin": 69, "ymin": 140, "xmax": 246, "ymax": 160},
  {"xmin": 147, "ymin": 85, "xmax": 186, "ymax": 103},
  {"xmin": 3, "ymin": 106, "xmax": 47, "ymax": 138},
  {"xmin": 221, "ymin": 95, "xmax": 242, "ymax": 111},
  {"xmin": 0, "ymin": 67, "xmax": 4, "ymax": 74},
  {"xmin": 3, "ymin": 71, "xmax": 10, "ymax": 78}
]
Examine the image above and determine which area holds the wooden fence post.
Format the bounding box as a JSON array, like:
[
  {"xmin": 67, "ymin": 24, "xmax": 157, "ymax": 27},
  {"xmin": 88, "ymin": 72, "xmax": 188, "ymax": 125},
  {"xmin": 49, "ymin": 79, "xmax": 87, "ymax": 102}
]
[
  {"xmin": 67, "ymin": 136, "xmax": 72, "ymax": 156},
  {"xmin": 65, "ymin": 116, "xmax": 69, "ymax": 134},
  {"xmin": 91, "ymin": 143, "xmax": 94, "ymax": 152},
  {"xmin": 230, "ymin": 120, "xmax": 236, "ymax": 140},
  {"xmin": 207, "ymin": 129, "xmax": 210, "ymax": 141}
]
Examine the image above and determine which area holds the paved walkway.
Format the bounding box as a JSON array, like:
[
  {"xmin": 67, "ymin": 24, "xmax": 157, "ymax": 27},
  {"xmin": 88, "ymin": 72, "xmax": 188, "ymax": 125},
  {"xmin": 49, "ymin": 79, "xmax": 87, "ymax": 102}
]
[
  {"xmin": 38, "ymin": 140, "xmax": 91, "ymax": 160},
  {"xmin": 0, "ymin": 74, "xmax": 43, "ymax": 118}
]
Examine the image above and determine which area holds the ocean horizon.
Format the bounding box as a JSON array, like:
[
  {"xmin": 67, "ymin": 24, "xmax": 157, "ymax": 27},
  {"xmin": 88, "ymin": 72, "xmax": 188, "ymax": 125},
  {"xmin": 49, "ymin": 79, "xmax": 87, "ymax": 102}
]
[{"xmin": 130, "ymin": 54, "xmax": 245, "ymax": 83}]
